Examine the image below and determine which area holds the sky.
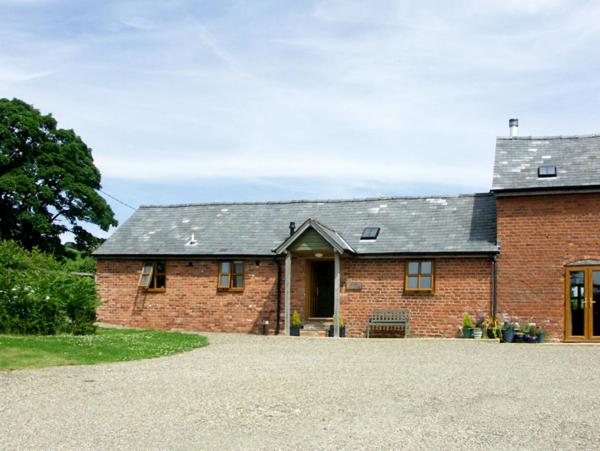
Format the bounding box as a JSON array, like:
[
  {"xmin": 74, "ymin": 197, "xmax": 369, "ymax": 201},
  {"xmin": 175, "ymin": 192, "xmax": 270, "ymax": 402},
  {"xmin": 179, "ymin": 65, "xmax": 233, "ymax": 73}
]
[{"xmin": 2, "ymin": 0, "xmax": 600, "ymax": 237}]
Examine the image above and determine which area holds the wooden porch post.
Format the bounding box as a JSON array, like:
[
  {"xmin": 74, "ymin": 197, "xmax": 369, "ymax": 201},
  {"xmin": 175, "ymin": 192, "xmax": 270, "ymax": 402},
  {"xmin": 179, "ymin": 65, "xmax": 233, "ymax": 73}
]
[
  {"xmin": 284, "ymin": 251, "xmax": 291, "ymax": 336},
  {"xmin": 333, "ymin": 251, "xmax": 341, "ymax": 338}
]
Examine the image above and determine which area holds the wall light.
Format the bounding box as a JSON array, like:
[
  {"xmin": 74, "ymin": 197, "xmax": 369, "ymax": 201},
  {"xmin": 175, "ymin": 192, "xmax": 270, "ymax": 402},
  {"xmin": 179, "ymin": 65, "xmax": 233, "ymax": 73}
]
[{"xmin": 315, "ymin": 253, "xmax": 323, "ymax": 258}]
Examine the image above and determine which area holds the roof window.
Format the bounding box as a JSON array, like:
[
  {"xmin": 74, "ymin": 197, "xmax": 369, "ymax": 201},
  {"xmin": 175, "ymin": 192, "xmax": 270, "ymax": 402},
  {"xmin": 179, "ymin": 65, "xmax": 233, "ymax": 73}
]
[
  {"xmin": 538, "ymin": 165, "xmax": 557, "ymax": 178},
  {"xmin": 361, "ymin": 227, "xmax": 380, "ymax": 240}
]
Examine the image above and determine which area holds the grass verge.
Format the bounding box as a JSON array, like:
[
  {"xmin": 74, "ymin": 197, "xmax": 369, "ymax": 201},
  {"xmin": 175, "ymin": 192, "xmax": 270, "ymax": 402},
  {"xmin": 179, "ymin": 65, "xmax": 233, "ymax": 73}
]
[{"xmin": 0, "ymin": 327, "xmax": 208, "ymax": 370}]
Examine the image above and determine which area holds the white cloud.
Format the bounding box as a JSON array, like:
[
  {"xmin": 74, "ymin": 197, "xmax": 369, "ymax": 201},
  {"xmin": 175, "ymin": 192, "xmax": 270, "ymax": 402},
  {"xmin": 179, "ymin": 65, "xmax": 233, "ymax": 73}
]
[{"xmin": 2, "ymin": 0, "xmax": 600, "ymax": 198}]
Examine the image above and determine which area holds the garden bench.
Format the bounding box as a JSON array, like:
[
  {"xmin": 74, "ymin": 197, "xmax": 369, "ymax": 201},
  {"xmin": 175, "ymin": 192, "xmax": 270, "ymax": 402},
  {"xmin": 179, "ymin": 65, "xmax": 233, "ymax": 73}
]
[{"xmin": 366, "ymin": 309, "xmax": 410, "ymax": 338}]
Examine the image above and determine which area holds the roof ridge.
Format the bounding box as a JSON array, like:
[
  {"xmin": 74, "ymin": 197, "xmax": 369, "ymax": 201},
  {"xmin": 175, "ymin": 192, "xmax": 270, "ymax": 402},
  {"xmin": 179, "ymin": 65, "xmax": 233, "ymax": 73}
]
[
  {"xmin": 497, "ymin": 133, "xmax": 600, "ymax": 141},
  {"xmin": 139, "ymin": 192, "xmax": 492, "ymax": 209}
]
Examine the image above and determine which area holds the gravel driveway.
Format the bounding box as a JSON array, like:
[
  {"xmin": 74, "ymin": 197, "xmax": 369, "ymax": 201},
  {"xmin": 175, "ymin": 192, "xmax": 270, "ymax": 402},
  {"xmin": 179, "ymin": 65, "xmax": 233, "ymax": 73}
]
[{"xmin": 1, "ymin": 334, "xmax": 600, "ymax": 450}]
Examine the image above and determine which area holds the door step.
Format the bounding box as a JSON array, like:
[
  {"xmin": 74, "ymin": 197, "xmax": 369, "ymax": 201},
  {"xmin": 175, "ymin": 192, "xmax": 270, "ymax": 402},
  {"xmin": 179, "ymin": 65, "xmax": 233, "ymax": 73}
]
[{"xmin": 301, "ymin": 321, "xmax": 332, "ymax": 338}]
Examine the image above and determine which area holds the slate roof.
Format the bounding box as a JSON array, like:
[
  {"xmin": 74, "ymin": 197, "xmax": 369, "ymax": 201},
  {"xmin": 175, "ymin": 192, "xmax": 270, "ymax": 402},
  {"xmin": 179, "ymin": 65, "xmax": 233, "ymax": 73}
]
[
  {"xmin": 492, "ymin": 134, "xmax": 600, "ymax": 192},
  {"xmin": 94, "ymin": 194, "xmax": 497, "ymax": 257}
]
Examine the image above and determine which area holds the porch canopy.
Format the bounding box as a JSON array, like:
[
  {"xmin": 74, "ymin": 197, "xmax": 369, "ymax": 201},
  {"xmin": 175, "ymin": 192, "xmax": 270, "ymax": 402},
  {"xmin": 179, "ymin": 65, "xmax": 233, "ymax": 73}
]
[{"xmin": 274, "ymin": 218, "xmax": 355, "ymax": 337}]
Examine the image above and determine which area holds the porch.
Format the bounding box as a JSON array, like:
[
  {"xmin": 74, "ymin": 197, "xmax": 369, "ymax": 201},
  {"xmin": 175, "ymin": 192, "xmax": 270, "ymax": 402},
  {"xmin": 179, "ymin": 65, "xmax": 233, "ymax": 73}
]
[{"xmin": 275, "ymin": 219, "xmax": 350, "ymax": 337}]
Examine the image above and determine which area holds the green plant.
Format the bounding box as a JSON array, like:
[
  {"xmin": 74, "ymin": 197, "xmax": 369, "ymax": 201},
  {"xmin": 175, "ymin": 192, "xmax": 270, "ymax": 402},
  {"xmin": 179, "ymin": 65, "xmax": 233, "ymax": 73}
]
[
  {"xmin": 0, "ymin": 241, "xmax": 98, "ymax": 335},
  {"xmin": 535, "ymin": 326, "xmax": 547, "ymax": 337},
  {"xmin": 463, "ymin": 313, "xmax": 473, "ymax": 329},
  {"xmin": 502, "ymin": 321, "xmax": 516, "ymax": 331},
  {"xmin": 486, "ymin": 317, "xmax": 501, "ymax": 339},
  {"xmin": 291, "ymin": 311, "xmax": 302, "ymax": 327}
]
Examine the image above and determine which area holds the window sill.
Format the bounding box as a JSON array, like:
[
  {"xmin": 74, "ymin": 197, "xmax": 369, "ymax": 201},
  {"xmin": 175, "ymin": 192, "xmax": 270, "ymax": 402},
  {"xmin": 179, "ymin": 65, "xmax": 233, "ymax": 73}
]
[
  {"xmin": 217, "ymin": 288, "xmax": 245, "ymax": 292},
  {"xmin": 147, "ymin": 288, "xmax": 166, "ymax": 293},
  {"xmin": 404, "ymin": 289, "xmax": 434, "ymax": 295}
]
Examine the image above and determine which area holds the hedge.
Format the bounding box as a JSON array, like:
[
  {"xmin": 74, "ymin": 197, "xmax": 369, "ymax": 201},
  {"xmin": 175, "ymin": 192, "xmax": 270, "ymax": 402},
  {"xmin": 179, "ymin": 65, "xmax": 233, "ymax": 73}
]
[{"xmin": 0, "ymin": 241, "xmax": 98, "ymax": 335}]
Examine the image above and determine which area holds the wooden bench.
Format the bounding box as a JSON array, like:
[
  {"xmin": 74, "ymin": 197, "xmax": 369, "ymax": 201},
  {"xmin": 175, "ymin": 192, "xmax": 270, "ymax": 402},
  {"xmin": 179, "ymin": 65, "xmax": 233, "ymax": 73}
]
[{"xmin": 366, "ymin": 309, "xmax": 410, "ymax": 338}]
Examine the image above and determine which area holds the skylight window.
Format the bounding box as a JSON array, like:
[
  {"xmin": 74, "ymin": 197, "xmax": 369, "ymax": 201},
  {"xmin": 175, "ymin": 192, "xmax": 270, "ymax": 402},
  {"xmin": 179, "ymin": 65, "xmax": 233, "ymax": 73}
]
[
  {"xmin": 538, "ymin": 165, "xmax": 557, "ymax": 178},
  {"xmin": 361, "ymin": 227, "xmax": 380, "ymax": 240}
]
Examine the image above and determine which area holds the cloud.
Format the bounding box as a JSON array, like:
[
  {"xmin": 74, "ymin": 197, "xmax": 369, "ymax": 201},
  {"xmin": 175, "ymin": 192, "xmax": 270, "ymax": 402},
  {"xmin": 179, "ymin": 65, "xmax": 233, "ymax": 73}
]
[
  {"xmin": 0, "ymin": 68, "xmax": 53, "ymax": 82},
  {"xmin": 2, "ymin": 0, "xmax": 600, "ymax": 203}
]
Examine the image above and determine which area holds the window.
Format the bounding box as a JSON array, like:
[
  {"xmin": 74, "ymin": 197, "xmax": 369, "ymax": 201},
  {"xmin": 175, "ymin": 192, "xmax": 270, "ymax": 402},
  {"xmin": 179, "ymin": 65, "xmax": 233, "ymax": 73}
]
[
  {"xmin": 218, "ymin": 261, "xmax": 244, "ymax": 291},
  {"xmin": 405, "ymin": 261, "xmax": 434, "ymax": 292},
  {"xmin": 538, "ymin": 165, "xmax": 557, "ymax": 178},
  {"xmin": 361, "ymin": 227, "xmax": 380, "ymax": 240},
  {"xmin": 138, "ymin": 261, "xmax": 166, "ymax": 291}
]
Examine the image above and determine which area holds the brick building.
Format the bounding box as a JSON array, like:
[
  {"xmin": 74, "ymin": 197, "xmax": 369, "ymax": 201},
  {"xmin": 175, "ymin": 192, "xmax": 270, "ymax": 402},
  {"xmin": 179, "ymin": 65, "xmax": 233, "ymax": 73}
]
[{"xmin": 95, "ymin": 121, "xmax": 600, "ymax": 341}]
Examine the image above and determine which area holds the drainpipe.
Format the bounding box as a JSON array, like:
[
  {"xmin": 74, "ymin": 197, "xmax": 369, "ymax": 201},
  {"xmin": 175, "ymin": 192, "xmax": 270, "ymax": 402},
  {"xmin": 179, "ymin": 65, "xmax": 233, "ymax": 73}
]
[
  {"xmin": 274, "ymin": 258, "xmax": 282, "ymax": 335},
  {"xmin": 492, "ymin": 255, "xmax": 498, "ymax": 319}
]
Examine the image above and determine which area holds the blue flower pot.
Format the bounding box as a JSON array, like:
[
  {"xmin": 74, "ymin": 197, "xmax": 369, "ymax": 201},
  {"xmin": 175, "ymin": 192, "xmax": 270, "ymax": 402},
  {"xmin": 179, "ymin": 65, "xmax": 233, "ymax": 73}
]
[{"xmin": 502, "ymin": 329, "xmax": 515, "ymax": 343}]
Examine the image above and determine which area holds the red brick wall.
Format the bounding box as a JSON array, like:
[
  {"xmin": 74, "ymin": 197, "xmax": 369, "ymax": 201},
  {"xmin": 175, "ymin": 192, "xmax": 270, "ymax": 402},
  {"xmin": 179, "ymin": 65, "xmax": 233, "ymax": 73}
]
[
  {"xmin": 341, "ymin": 258, "xmax": 492, "ymax": 337},
  {"xmin": 97, "ymin": 256, "xmax": 493, "ymax": 337},
  {"xmin": 496, "ymin": 193, "xmax": 600, "ymax": 340},
  {"xmin": 97, "ymin": 258, "xmax": 280, "ymax": 334}
]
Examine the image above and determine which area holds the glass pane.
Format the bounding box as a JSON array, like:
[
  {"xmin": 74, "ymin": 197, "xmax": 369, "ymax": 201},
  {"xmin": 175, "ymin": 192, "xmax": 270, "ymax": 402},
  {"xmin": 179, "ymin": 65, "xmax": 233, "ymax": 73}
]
[
  {"xmin": 219, "ymin": 274, "xmax": 230, "ymax": 287},
  {"xmin": 155, "ymin": 275, "xmax": 166, "ymax": 289},
  {"xmin": 139, "ymin": 274, "xmax": 150, "ymax": 287},
  {"xmin": 407, "ymin": 276, "xmax": 419, "ymax": 289},
  {"xmin": 593, "ymin": 271, "xmax": 600, "ymax": 337},
  {"xmin": 234, "ymin": 262, "xmax": 243, "ymax": 274},
  {"xmin": 420, "ymin": 276, "xmax": 432, "ymax": 289},
  {"xmin": 408, "ymin": 262, "xmax": 419, "ymax": 275},
  {"xmin": 233, "ymin": 275, "xmax": 244, "ymax": 288},
  {"xmin": 142, "ymin": 264, "xmax": 153, "ymax": 274},
  {"xmin": 156, "ymin": 261, "xmax": 165, "ymax": 274},
  {"xmin": 421, "ymin": 261, "xmax": 432, "ymax": 275},
  {"xmin": 569, "ymin": 271, "xmax": 585, "ymax": 336},
  {"xmin": 220, "ymin": 262, "xmax": 231, "ymax": 273}
]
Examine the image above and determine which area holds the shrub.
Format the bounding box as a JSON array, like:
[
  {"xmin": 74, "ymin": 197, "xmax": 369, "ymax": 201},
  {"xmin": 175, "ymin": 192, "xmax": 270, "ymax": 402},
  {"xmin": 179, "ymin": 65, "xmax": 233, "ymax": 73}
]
[
  {"xmin": 0, "ymin": 241, "xmax": 98, "ymax": 335},
  {"xmin": 463, "ymin": 313, "xmax": 473, "ymax": 329},
  {"xmin": 291, "ymin": 311, "xmax": 302, "ymax": 327}
]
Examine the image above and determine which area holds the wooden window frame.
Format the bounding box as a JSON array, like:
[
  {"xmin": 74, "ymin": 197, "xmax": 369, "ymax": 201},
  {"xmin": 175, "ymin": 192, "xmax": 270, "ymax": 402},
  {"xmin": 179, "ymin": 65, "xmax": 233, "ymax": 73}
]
[
  {"xmin": 217, "ymin": 260, "xmax": 244, "ymax": 292},
  {"xmin": 404, "ymin": 260, "xmax": 435, "ymax": 293},
  {"xmin": 138, "ymin": 261, "xmax": 166, "ymax": 292}
]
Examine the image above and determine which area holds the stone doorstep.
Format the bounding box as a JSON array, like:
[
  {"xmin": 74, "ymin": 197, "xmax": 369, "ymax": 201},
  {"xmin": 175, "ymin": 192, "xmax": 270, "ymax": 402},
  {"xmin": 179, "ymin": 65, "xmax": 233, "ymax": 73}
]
[{"xmin": 301, "ymin": 320, "xmax": 332, "ymax": 338}]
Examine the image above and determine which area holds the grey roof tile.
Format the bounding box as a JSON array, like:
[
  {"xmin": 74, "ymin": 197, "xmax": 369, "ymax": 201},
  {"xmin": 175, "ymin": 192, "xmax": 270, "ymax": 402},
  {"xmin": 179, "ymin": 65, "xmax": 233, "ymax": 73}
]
[
  {"xmin": 492, "ymin": 134, "xmax": 600, "ymax": 191},
  {"xmin": 95, "ymin": 194, "xmax": 497, "ymax": 256}
]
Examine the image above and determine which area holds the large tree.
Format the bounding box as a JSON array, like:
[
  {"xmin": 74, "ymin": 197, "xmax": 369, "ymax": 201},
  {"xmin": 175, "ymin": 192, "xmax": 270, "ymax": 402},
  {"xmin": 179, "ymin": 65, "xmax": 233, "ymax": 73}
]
[{"xmin": 0, "ymin": 98, "xmax": 117, "ymax": 254}]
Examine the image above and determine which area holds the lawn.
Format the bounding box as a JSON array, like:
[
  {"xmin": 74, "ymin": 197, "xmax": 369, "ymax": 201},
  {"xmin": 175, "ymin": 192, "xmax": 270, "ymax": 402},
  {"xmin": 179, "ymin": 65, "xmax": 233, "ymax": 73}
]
[{"xmin": 0, "ymin": 327, "xmax": 208, "ymax": 370}]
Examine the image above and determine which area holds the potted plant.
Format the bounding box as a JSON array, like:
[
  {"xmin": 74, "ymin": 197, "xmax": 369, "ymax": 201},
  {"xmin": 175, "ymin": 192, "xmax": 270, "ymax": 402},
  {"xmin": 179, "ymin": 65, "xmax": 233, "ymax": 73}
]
[
  {"xmin": 290, "ymin": 311, "xmax": 302, "ymax": 336},
  {"xmin": 502, "ymin": 321, "xmax": 516, "ymax": 343},
  {"xmin": 512, "ymin": 321, "xmax": 525, "ymax": 343},
  {"xmin": 473, "ymin": 317, "xmax": 485, "ymax": 339},
  {"xmin": 524, "ymin": 324, "xmax": 540, "ymax": 343},
  {"xmin": 536, "ymin": 325, "xmax": 547, "ymax": 343},
  {"xmin": 328, "ymin": 316, "xmax": 346, "ymax": 337},
  {"xmin": 462, "ymin": 314, "xmax": 474, "ymax": 338},
  {"xmin": 486, "ymin": 317, "xmax": 501, "ymax": 340}
]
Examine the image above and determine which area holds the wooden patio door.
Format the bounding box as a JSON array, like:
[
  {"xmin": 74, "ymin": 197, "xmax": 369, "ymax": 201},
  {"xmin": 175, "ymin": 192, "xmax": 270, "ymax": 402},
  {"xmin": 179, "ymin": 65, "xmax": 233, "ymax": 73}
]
[{"xmin": 565, "ymin": 267, "xmax": 600, "ymax": 341}]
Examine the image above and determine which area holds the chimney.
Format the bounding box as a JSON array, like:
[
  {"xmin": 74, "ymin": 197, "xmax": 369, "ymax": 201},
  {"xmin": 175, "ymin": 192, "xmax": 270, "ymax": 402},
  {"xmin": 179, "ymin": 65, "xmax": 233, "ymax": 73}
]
[
  {"xmin": 289, "ymin": 221, "xmax": 296, "ymax": 236},
  {"xmin": 509, "ymin": 118, "xmax": 519, "ymax": 138}
]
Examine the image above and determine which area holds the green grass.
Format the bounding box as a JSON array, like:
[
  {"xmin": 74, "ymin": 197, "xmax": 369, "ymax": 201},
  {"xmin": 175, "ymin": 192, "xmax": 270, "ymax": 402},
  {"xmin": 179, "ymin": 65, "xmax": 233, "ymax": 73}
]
[{"xmin": 0, "ymin": 327, "xmax": 208, "ymax": 371}]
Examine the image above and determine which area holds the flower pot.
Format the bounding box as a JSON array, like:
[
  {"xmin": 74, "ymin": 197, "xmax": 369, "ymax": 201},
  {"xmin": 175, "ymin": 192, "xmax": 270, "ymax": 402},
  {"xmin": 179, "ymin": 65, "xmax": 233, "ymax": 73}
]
[
  {"xmin": 524, "ymin": 334, "xmax": 539, "ymax": 343},
  {"xmin": 502, "ymin": 329, "xmax": 515, "ymax": 343},
  {"xmin": 463, "ymin": 328, "xmax": 474, "ymax": 338},
  {"xmin": 473, "ymin": 328, "xmax": 483, "ymax": 339},
  {"xmin": 513, "ymin": 332, "xmax": 524, "ymax": 343},
  {"xmin": 537, "ymin": 332, "xmax": 546, "ymax": 343},
  {"xmin": 328, "ymin": 325, "xmax": 346, "ymax": 337},
  {"xmin": 290, "ymin": 325, "xmax": 301, "ymax": 336}
]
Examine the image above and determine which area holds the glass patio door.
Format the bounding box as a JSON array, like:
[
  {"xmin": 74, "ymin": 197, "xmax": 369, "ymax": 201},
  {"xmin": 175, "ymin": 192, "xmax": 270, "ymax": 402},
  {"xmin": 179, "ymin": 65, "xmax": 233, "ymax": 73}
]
[{"xmin": 566, "ymin": 267, "xmax": 600, "ymax": 340}]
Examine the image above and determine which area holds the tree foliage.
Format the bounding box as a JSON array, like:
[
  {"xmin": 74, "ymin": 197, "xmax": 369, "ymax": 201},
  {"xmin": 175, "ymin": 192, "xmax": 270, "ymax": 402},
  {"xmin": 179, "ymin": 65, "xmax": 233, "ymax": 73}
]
[{"xmin": 0, "ymin": 98, "xmax": 117, "ymax": 254}]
